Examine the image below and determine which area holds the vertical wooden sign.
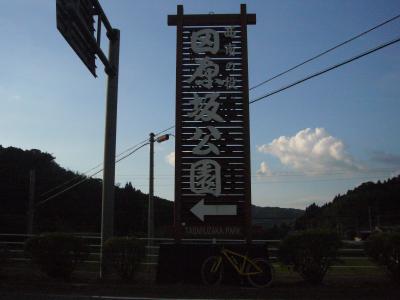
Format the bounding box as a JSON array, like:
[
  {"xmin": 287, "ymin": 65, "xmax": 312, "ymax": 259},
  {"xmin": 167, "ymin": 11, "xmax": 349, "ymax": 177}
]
[{"xmin": 168, "ymin": 4, "xmax": 256, "ymax": 241}]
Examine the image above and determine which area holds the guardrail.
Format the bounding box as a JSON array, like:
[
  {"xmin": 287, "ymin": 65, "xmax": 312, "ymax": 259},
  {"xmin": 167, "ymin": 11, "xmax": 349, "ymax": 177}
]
[{"xmin": 0, "ymin": 233, "xmax": 375, "ymax": 269}]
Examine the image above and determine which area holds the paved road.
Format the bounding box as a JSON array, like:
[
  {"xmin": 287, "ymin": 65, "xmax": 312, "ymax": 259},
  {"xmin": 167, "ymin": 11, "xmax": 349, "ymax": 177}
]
[{"xmin": 1, "ymin": 295, "xmax": 264, "ymax": 300}]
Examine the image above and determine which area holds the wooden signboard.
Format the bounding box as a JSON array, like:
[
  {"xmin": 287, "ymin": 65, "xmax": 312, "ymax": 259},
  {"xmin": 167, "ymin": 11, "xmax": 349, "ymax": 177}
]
[{"xmin": 168, "ymin": 4, "xmax": 256, "ymax": 241}]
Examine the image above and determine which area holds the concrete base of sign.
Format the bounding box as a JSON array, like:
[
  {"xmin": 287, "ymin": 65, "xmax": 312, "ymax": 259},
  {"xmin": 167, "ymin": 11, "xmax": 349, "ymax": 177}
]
[{"xmin": 156, "ymin": 243, "xmax": 269, "ymax": 285}]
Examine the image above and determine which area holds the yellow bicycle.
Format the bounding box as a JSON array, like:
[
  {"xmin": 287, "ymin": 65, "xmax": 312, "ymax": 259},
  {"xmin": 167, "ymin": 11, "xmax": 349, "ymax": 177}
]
[{"xmin": 201, "ymin": 247, "xmax": 274, "ymax": 287}]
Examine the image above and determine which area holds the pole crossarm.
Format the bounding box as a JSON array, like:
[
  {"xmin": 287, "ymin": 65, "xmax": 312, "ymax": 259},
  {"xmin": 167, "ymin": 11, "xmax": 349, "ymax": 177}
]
[
  {"xmin": 62, "ymin": 0, "xmax": 117, "ymax": 75},
  {"xmin": 168, "ymin": 12, "xmax": 256, "ymax": 26},
  {"xmin": 92, "ymin": 0, "xmax": 113, "ymax": 33}
]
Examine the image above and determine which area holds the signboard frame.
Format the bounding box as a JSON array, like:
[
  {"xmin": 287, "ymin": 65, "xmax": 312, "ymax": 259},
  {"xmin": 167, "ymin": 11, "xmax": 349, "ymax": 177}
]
[
  {"xmin": 168, "ymin": 4, "xmax": 256, "ymax": 241},
  {"xmin": 56, "ymin": 0, "xmax": 97, "ymax": 77}
]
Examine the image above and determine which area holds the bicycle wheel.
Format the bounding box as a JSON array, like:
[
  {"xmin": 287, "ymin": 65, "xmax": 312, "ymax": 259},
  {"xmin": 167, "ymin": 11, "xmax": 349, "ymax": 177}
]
[
  {"xmin": 246, "ymin": 258, "xmax": 274, "ymax": 288},
  {"xmin": 201, "ymin": 255, "xmax": 223, "ymax": 286}
]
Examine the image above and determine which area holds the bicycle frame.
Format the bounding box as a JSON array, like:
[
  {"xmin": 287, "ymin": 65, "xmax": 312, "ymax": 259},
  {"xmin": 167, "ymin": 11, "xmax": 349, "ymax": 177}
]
[{"xmin": 219, "ymin": 248, "xmax": 263, "ymax": 276}]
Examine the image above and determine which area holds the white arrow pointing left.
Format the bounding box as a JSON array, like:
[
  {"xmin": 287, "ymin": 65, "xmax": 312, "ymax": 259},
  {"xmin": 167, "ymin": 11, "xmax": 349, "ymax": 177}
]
[{"xmin": 190, "ymin": 199, "xmax": 237, "ymax": 222}]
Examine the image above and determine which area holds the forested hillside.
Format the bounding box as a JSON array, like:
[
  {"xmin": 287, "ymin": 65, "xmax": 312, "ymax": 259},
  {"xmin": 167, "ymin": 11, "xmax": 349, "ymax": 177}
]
[
  {"xmin": 295, "ymin": 175, "xmax": 400, "ymax": 236},
  {"xmin": 252, "ymin": 205, "xmax": 303, "ymax": 228},
  {"xmin": 0, "ymin": 145, "xmax": 173, "ymax": 235},
  {"xmin": 0, "ymin": 146, "xmax": 305, "ymax": 236}
]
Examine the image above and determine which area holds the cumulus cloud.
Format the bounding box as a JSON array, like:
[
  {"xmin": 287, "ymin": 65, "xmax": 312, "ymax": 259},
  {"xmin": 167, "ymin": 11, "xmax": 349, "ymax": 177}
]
[
  {"xmin": 256, "ymin": 161, "xmax": 272, "ymax": 177},
  {"xmin": 257, "ymin": 128, "xmax": 360, "ymax": 174},
  {"xmin": 165, "ymin": 151, "xmax": 175, "ymax": 167}
]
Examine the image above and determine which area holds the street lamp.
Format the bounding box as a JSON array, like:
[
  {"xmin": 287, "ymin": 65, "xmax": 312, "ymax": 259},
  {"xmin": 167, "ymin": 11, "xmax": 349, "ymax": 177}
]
[{"xmin": 148, "ymin": 133, "xmax": 170, "ymax": 246}]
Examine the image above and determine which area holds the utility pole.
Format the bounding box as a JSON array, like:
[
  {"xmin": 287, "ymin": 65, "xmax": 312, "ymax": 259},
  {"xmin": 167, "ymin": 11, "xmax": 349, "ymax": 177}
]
[
  {"xmin": 147, "ymin": 133, "xmax": 169, "ymax": 246},
  {"xmin": 56, "ymin": 0, "xmax": 120, "ymax": 279},
  {"xmin": 148, "ymin": 132, "xmax": 155, "ymax": 246},
  {"xmin": 27, "ymin": 169, "xmax": 35, "ymax": 235},
  {"xmin": 100, "ymin": 29, "xmax": 120, "ymax": 277},
  {"xmin": 368, "ymin": 206, "xmax": 373, "ymax": 231},
  {"xmin": 101, "ymin": 29, "xmax": 120, "ymax": 239}
]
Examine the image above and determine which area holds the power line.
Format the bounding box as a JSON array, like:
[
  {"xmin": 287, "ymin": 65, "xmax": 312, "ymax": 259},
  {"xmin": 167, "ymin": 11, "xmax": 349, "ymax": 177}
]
[
  {"xmin": 250, "ymin": 13, "xmax": 400, "ymax": 91},
  {"xmin": 37, "ymin": 124, "xmax": 176, "ymax": 203},
  {"xmin": 250, "ymin": 36, "xmax": 400, "ymax": 104},
  {"xmin": 102, "ymin": 174, "xmax": 396, "ymax": 187},
  {"xmin": 138, "ymin": 36, "xmax": 400, "ymax": 136},
  {"xmin": 35, "ymin": 169, "xmax": 103, "ymax": 208},
  {"xmin": 114, "ymin": 167, "xmax": 399, "ymax": 178},
  {"xmin": 39, "ymin": 138, "xmax": 150, "ymax": 197},
  {"xmin": 36, "ymin": 142, "xmax": 149, "ymax": 208},
  {"xmin": 31, "ymin": 18, "xmax": 400, "ymax": 199},
  {"xmin": 251, "ymin": 175, "xmax": 394, "ymax": 184},
  {"xmin": 115, "ymin": 142, "xmax": 149, "ymax": 163},
  {"xmin": 155, "ymin": 125, "xmax": 175, "ymax": 136},
  {"xmin": 35, "ymin": 34, "xmax": 400, "ymax": 204}
]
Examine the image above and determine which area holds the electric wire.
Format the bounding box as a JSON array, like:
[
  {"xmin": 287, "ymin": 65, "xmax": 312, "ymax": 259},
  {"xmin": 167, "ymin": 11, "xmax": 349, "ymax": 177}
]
[
  {"xmin": 36, "ymin": 34, "xmax": 400, "ymax": 205},
  {"xmin": 39, "ymin": 138, "xmax": 149, "ymax": 197},
  {"xmin": 35, "ymin": 142, "xmax": 149, "ymax": 208},
  {"xmin": 114, "ymin": 167, "xmax": 399, "ymax": 178},
  {"xmin": 40, "ymin": 126, "xmax": 176, "ymax": 197},
  {"xmin": 250, "ymin": 36, "xmax": 400, "ymax": 104},
  {"xmin": 249, "ymin": 13, "xmax": 400, "ymax": 91},
  {"xmin": 37, "ymin": 127, "xmax": 174, "ymax": 203},
  {"xmin": 137, "ymin": 36, "xmax": 400, "ymax": 135},
  {"xmin": 155, "ymin": 125, "xmax": 175, "ymax": 136},
  {"xmin": 100, "ymin": 174, "xmax": 398, "ymax": 187}
]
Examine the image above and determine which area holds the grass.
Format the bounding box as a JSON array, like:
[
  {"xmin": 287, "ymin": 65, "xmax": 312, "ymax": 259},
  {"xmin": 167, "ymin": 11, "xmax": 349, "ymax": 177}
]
[{"xmin": 1, "ymin": 260, "xmax": 399, "ymax": 300}]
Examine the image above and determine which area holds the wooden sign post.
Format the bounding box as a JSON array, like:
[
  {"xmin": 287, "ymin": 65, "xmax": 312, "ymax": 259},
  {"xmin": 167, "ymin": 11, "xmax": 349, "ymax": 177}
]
[{"xmin": 168, "ymin": 4, "xmax": 256, "ymax": 242}]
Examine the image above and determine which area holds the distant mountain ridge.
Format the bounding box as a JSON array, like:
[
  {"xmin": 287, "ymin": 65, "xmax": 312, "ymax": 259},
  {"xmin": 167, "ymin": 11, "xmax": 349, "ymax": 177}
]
[
  {"xmin": 252, "ymin": 205, "xmax": 304, "ymax": 229},
  {"xmin": 0, "ymin": 145, "xmax": 172, "ymax": 234},
  {"xmin": 295, "ymin": 175, "xmax": 400, "ymax": 235},
  {"xmin": 0, "ymin": 145, "xmax": 302, "ymax": 235},
  {"xmin": 3, "ymin": 145, "xmax": 398, "ymax": 238}
]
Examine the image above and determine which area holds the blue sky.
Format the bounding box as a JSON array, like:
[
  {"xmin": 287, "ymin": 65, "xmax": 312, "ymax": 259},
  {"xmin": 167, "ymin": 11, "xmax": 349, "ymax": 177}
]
[{"xmin": 1, "ymin": 0, "xmax": 399, "ymax": 209}]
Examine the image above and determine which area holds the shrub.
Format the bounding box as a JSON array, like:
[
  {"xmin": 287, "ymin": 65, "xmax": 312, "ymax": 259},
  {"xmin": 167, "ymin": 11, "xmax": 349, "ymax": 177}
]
[
  {"xmin": 103, "ymin": 237, "xmax": 145, "ymax": 281},
  {"xmin": 24, "ymin": 233, "xmax": 88, "ymax": 280},
  {"xmin": 279, "ymin": 229, "xmax": 342, "ymax": 284},
  {"xmin": 365, "ymin": 232, "xmax": 400, "ymax": 281}
]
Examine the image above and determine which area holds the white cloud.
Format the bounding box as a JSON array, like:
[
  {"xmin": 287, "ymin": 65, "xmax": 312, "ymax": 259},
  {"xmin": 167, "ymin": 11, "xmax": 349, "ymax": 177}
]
[
  {"xmin": 165, "ymin": 151, "xmax": 175, "ymax": 167},
  {"xmin": 257, "ymin": 128, "xmax": 360, "ymax": 174},
  {"xmin": 256, "ymin": 161, "xmax": 272, "ymax": 177}
]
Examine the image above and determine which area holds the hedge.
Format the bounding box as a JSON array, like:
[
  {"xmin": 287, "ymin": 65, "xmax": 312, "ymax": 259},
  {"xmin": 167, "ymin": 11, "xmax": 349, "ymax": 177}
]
[
  {"xmin": 279, "ymin": 229, "xmax": 342, "ymax": 284},
  {"xmin": 24, "ymin": 233, "xmax": 88, "ymax": 280}
]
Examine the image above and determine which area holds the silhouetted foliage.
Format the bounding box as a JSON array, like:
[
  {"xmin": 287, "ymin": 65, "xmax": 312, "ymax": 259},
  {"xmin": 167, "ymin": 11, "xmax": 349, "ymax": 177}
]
[
  {"xmin": 295, "ymin": 176, "xmax": 400, "ymax": 234},
  {"xmin": 279, "ymin": 229, "xmax": 342, "ymax": 284},
  {"xmin": 252, "ymin": 205, "xmax": 303, "ymax": 230},
  {"xmin": 253, "ymin": 222, "xmax": 292, "ymax": 240},
  {"xmin": 365, "ymin": 232, "xmax": 400, "ymax": 282},
  {"xmin": 24, "ymin": 233, "xmax": 88, "ymax": 280},
  {"xmin": 0, "ymin": 146, "xmax": 173, "ymax": 235},
  {"xmin": 103, "ymin": 236, "xmax": 145, "ymax": 281},
  {"xmin": 1, "ymin": 145, "xmax": 305, "ymax": 236}
]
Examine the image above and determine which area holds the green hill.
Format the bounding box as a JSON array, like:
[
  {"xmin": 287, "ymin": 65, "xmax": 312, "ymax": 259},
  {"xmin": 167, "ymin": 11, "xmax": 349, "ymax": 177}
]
[
  {"xmin": 252, "ymin": 205, "xmax": 303, "ymax": 229},
  {"xmin": 1, "ymin": 145, "xmax": 304, "ymax": 237},
  {"xmin": 295, "ymin": 175, "xmax": 400, "ymax": 237},
  {"xmin": 0, "ymin": 145, "xmax": 173, "ymax": 235}
]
